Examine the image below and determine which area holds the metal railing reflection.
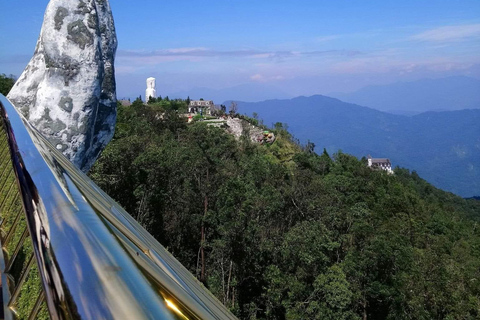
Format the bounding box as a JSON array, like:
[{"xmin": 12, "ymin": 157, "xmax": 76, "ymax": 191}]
[
  {"xmin": 0, "ymin": 94, "xmax": 237, "ymax": 320},
  {"xmin": 0, "ymin": 105, "xmax": 48, "ymax": 320}
]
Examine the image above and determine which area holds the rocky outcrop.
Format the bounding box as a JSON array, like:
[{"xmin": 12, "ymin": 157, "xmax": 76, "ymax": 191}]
[
  {"xmin": 226, "ymin": 118, "xmax": 266, "ymax": 142},
  {"xmin": 7, "ymin": 0, "xmax": 118, "ymax": 172}
]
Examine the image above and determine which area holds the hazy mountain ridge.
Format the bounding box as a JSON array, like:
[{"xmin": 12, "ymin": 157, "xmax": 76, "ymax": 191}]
[
  {"xmin": 329, "ymin": 76, "xmax": 480, "ymax": 114},
  {"xmin": 238, "ymin": 95, "xmax": 480, "ymax": 197},
  {"xmin": 170, "ymin": 83, "xmax": 292, "ymax": 103}
]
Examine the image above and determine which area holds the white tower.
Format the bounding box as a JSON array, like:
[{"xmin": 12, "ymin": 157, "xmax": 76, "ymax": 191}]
[{"xmin": 145, "ymin": 77, "xmax": 156, "ymax": 102}]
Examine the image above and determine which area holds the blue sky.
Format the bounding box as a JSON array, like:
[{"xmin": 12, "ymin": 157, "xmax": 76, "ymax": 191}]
[{"xmin": 1, "ymin": 0, "xmax": 479, "ymax": 100}]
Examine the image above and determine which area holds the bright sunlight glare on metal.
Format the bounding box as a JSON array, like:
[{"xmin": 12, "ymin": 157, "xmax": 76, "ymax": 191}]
[{"xmin": 165, "ymin": 299, "xmax": 190, "ymax": 320}]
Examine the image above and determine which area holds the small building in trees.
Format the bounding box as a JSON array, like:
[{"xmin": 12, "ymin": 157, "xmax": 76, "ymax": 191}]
[
  {"xmin": 118, "ymin": 99, "xmax": 131, "ymax": 107},
  {"xmin": 188, "ymin": 100, "xmax": 214, "ymax": 115},
  {"xmin": 367, "ymin": 155, "xmax": 394, "ymax": 174}
]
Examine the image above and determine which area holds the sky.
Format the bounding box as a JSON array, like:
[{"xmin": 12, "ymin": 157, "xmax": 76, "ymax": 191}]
[{"xmin": 1, "ymin": 0, "xmax": 479, "ymax": 101}]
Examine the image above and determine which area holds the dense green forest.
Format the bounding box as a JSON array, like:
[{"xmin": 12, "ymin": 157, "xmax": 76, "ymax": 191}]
[{"xmin": 90, "ymin": 99, "xmax": 480, "ymax": 319}]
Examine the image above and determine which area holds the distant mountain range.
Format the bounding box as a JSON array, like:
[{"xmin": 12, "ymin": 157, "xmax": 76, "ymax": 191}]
[
  {"xmin": 238, "ymin": 95, "xmax": 480, "ymax": 197},
  {"xmin": 170, "ymin": 83, "xmax": 292, "ymax": 103},
  {"xmin": 329, "ymin": 76, "xmax": 480, "ymax": 115}
]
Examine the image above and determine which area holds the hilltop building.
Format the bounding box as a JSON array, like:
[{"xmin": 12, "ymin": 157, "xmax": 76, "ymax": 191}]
[
  {"xmin": 118, "ymin": 99, "xmax": 131, "ymax": 107},
  {"xmin": 145, "ymin": 77, "xmax": 156, "ymax": 102},
  {"xmin": 367, "ymin": 155, "xmax": 394, "ymax": 174},
  {"xmin": 188, "ymin": 100, "xmax": 214, "ymax": 115}
]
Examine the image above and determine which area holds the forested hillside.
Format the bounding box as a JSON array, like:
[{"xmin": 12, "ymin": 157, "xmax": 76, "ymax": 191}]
[
  {"xmin": 237, "ymin": 95, "xmax": 480, "ymax": 197},
  {"xmin": 90, "ymin": 101, "xmax": 480, "ymax": 320}
]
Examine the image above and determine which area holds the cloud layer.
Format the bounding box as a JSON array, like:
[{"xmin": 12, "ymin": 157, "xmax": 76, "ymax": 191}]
[
  {"xmin": 117, "ymin": 48, "xmax": 362, "ymax": 62},
  {"xmin": 112, "ymin": 23, "xmax": 480, "ymax": 97},
  {"xmin": 411, "ymin": 24, "xmax": 480, "ymax": 42}
]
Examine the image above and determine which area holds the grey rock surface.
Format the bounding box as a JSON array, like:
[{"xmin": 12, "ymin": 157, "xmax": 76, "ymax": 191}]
[
  {"xmin": 7, "ymin": 0, "xmax": 118, "ymax": 172},
  {"xmin": 226, "ymin": 117, "xmax": 264, "ymax": 142}
]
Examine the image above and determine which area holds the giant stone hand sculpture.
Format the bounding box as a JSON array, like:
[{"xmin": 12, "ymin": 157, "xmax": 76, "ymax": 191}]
[{"xmin": 7, "ymin": 0, "xmax": 118, "ymax": 172}]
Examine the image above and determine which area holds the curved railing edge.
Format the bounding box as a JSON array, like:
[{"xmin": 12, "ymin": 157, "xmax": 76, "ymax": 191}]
[{"xmin": 0, "ymin": 94, "xmax": 237, "ymax": 320}]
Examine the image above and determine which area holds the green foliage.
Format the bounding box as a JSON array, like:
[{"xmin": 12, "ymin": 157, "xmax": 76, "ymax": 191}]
[
  {"xmin": 147, "ymin": 95, "xmax": 156, "ymax": 104},
  {"xmin": 90, "ymin": 105, "xmax": 480, "ymax": 320},
  {"xmin": 193, "ymin": 114, "xmax": 204, "ymax": 121},
  {"xmin": 14, "ymin": 264, "xmax": 48, "ymax": 320},
  {"xmin": 138, "ymin": 95, "xmax": 189, "ymax": 113},
  {"xmin": 0, "ymin": 73, "xmax": 16, "ymax": 95}
]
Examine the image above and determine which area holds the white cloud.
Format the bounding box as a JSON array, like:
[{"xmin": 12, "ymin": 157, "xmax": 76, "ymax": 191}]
[
  {"xmin": 250, "ymin": 74, "xmax": 285, "ymax": 82},
  {"xmin": 167, "ymin": 47, "xmax": 208, "ymax": 53},
  {"xmin": 329, "ymin": 54, "xmax": 478, "ymax": 75},
  {"xmin": 411, "ymin": 24, "xmax": 480, "ymax": 42},
  {"xmin": 250, "ymin": 74, "xmax": 264, "ymax": 81},
  {"xmin": 117, "ymin": 48, "xmax": 361, "ymax": 62}
]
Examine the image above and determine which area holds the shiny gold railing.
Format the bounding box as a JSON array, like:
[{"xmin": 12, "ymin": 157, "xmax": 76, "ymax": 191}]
[{"xmin": 0, "ymin": 94, "xmax": 237, "ymax": 320}]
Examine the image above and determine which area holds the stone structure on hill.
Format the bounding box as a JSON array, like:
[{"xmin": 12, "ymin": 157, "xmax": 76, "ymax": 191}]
[
  {"xmin": 188, "ymin": 100, "xmax": 214, "ymax": 115},
  {"xmin": 367, "ymin": 155, "xmax": 394, "ymax": 174},
  {"xmin": 145, "ymin": 77, "xmax": 156, "ymax": 102},
  {"xmin": 226, "ymin": 118, "xmax": 266, "ymax": 143},
  {"xmin": 7, "ymin": 0, "xmax": 118, "ymax": 172}
]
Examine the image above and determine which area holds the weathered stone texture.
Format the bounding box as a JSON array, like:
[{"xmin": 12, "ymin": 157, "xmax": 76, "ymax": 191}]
[{"xmin": 7, "ymin": 0, "xmax": 118, "ymax": 172}]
